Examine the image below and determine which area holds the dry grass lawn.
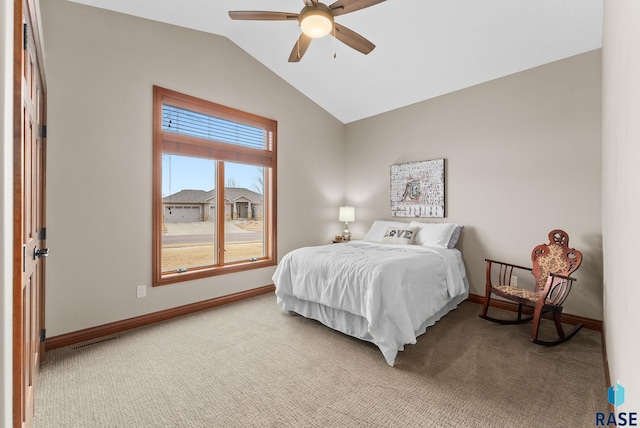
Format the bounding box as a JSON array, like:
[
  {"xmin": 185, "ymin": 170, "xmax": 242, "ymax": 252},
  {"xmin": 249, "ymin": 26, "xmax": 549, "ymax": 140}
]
[
  {"xmin": 162, "ymin": 220, "xmax": 264, "ymax": 271},
  {"xmin": 162, "ymin": 242, "xmax": 264, "ymax": 270}
]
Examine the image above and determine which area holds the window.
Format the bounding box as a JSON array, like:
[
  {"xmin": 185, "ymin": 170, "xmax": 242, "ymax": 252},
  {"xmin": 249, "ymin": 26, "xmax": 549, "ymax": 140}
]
[{"xmin": 153, "ymin": 86, "xmax": 277, "ymax": 286}]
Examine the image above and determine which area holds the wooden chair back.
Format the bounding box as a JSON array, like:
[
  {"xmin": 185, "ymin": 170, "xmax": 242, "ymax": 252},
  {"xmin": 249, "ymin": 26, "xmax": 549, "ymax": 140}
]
[{"xmin": 531, "ymin": 229, "xmax": 582, "ymax": 292}]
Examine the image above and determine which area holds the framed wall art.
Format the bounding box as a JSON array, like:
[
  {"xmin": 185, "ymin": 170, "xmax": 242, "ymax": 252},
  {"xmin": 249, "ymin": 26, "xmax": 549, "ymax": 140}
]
[{"xmin": 390, "ymin": 159, "xmax": 445, "ymax": 218}]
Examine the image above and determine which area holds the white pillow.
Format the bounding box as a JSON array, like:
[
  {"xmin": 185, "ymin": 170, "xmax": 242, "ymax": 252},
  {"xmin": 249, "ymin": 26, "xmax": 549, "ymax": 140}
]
[
  {"xmin": 409, "ymin": 222, "xmax": 457, "ymax": 248},
  {"xmin": 447, "ymin": 225, "xmax": 464, "ymax": 248},
  {"xmin": 362, "ymin": 220, "xmax": 408, "ymax": 242},
  {"xmin": 380, "ymin": 226, "xmax": 418, "ymax": 245}
]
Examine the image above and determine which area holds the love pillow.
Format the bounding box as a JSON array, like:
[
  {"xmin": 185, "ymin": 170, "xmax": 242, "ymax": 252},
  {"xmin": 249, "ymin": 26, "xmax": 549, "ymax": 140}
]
[{"xmin": 380, "ymin": 226, "xmax": 418, "ymax": 245}]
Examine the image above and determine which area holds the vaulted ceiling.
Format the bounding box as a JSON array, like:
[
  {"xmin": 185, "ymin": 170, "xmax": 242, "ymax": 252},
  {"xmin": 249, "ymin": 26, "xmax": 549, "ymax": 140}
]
[{"xmin": 67, "ymin": 0, "xmax": 603, "ymax": 123}]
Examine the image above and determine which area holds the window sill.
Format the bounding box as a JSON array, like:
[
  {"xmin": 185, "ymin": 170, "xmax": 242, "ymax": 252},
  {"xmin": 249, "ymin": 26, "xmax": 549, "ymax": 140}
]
[{"xmin": 153, "ymin": 258, "xmax": 276, "ymax": 287}]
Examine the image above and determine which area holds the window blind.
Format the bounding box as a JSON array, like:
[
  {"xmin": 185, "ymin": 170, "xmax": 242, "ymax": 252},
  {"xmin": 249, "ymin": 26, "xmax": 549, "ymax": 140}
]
[{"xmin": 162, "ymin": 105, "xmax": 267, "ymax": 150}]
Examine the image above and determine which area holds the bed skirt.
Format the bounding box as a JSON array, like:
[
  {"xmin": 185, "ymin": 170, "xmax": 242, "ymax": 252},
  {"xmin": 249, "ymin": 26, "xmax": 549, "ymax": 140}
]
[{"xmin": 276, "ymin": 282, "xmax": 469, "ymax": 366}]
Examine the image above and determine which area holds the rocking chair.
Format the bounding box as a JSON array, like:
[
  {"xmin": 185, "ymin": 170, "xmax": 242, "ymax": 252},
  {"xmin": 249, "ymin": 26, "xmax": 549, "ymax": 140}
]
[{"xmin": 479, "ymin": 229, "xmax": 583, "ymax": 346}]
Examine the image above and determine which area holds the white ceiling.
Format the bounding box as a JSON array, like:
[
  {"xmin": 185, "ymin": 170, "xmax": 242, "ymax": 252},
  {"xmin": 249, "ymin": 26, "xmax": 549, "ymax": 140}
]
[{"xmin": 67, "ymin": 0, "xmax": 603, "ymax": 123}]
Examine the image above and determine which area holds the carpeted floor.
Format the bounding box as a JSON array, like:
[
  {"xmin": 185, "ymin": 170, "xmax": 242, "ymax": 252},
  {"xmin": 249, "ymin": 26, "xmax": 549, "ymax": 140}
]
[{"xmin": 34, "ymin": 294, "xmax": 607, "ymax": 427}]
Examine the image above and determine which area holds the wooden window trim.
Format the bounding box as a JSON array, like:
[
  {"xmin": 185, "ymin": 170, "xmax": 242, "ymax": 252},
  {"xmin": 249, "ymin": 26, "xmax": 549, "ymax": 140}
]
[{"xmin": 152, "ymin": 86, "xmax": 277, "ymax": 286}]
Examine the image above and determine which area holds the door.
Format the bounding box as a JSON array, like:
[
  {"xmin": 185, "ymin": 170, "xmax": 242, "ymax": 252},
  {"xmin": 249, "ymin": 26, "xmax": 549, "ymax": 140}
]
[
  {"xmin": 237, "ymin": 202, "xmax": 248, "ymax": 219},
  {"xmin": 14, "ymin": 0, "xmax": 47, "ymax": 426},
  {"xmin": 164, "ymin": 205, "xmax": 201, "ymax": 222}
]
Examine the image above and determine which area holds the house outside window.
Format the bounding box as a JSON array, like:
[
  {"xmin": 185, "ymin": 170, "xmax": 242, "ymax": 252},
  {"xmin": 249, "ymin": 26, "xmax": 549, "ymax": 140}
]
[{"xmin": 153, "ymin": 86, "xmax": 277, "ymax": 286}]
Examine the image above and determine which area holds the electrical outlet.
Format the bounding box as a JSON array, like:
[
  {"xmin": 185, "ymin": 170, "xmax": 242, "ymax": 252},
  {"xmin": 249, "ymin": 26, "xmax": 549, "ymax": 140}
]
[
  {"xmin": 510, "ymin": 276, "xmax": 518, "ymax": 287},
  {"xmin": 136, "ymin": 285, "xmax": 146, "ymax": 298}
]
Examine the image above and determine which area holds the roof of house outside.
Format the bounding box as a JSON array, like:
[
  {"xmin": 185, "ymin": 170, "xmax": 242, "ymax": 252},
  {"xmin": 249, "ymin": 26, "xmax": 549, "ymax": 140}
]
[{"xmin": 163, "ymin": 188, "xmax": 263, "ymax": 204}]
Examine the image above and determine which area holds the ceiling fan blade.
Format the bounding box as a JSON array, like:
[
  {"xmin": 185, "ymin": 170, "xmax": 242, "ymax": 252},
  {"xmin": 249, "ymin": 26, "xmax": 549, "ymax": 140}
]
[
  {"xmin": 328, "ymin": 0, "xmax": 385, "ymax": 16},
  {"xmin": 332, "ymin": 23, "xmax": 375, "ymax": 55},
  {"xmin": 303, "ymin": 0, "xmax": 318, "ymax": 6},
  {"xmin": 288, "ymin": 33, "xmax": 312, "ymax": 62},
  {"xmin": 228, "ymin": 11, "xmax": 299, "ymax": 21}
]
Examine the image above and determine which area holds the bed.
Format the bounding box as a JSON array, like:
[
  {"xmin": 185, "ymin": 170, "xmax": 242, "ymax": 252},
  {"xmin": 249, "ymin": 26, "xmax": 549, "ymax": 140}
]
[{"xmin": 272, "ymin": 220, "xmax": 468, "ymax": 366}]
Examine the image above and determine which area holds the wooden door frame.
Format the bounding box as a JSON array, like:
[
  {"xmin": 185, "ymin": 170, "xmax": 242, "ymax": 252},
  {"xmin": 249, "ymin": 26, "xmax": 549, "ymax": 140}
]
[
  {"xmin": 13, "ymin": 0, "xmax": 46, "ymax": 426},
  {"xmin": 11, "ymin": 0, "xmax": 23, "ymax": 422}
]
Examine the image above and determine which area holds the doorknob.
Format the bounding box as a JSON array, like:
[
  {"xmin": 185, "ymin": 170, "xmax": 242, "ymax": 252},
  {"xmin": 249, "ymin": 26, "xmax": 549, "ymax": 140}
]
[{"xmin": 34, "ymin": 247, "xmax": 49, "ymax": 259}]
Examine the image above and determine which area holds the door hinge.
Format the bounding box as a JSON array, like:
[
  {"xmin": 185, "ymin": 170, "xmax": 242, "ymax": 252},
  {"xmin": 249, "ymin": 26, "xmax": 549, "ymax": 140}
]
[
  {"xmin": 41, "ymin": 125, "xmax": 46, "ymax": 139},
  {"xmin": 40, "ymin": 329, "xmax": 46, "ymax": 343},
  {"xmin": 23, "ymin": 23, "xmax": 27, "ymax": 50},
  {"xmin": 22, "ymin": 245, "xmax": 26, "ymax": 273}
]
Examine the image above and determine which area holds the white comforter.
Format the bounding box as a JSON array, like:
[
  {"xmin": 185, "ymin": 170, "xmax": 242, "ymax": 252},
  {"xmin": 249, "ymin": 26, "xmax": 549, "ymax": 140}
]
[{"xmin": 272, "ymin": 241, "xmax": 468, "ymax": 365}]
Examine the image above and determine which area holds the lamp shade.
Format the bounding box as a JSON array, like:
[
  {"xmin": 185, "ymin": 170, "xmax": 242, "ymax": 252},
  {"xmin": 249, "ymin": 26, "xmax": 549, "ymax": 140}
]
[
  {"xmin": 339, "ymin": 206, "xmax": 355, "ymax": 222},
  {"xmin": 300, "ymin": 7, "xmax": 334, "ymax": 39}
]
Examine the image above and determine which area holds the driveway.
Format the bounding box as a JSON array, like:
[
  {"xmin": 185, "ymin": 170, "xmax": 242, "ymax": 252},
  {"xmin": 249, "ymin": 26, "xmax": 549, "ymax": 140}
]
[
  {"xmin": 162, "ymin": 221, "xmax": 261, "ymax": 244},
  {"xmin": 163, "ymin": 221, "xmax": 247, "ymax": 235}
]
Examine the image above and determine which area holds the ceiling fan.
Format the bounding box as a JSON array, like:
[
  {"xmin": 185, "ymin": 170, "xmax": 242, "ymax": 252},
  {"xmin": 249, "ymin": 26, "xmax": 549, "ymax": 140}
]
[{"xmin": 229, "ymin": 0, "xmax": 385, "ymax": 62}]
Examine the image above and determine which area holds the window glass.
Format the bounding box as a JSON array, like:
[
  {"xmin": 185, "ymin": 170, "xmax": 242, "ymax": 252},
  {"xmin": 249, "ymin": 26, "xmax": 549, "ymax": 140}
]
[
  {"xmin": 153, "ymin": 86, "xmax": 276, "ymax": 286},
  {"xmin": 161, "ymin": 154, "xmax": 216, "ymax": 272},
  {"xmin": 224, "ymin": 163, "xmax": 265, "ymax": 263}
]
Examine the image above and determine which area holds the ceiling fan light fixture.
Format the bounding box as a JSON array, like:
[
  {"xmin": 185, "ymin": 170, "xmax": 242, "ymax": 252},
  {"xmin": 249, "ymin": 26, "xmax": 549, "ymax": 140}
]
[{"xmin": 300, "ymin": 7, "xmax": 334, "ymax": 39}]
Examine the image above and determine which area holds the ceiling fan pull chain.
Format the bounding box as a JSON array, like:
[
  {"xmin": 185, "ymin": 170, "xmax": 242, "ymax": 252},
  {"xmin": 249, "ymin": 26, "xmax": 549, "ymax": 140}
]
[{"xmin": 333, "ymin": 25, "xmax": 337, "ymax": 58}]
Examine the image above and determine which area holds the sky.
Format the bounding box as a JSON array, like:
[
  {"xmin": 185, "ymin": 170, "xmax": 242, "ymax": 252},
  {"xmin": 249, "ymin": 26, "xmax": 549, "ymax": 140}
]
[{"xmin": 162, "ymin": 154, "xmax": 263, "ymax": 196}]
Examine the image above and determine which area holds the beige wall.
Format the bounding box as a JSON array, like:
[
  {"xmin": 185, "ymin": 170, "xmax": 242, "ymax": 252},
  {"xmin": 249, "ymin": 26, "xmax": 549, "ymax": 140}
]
[
  {"xmin": 344, "ymin": 50, "xmax": 603, "ymax": 320},
  {"xmin": 1, "ymin": 0, "xmax": 14, "ymax": 424},
  {"xmin": 602, "ymin": 1, "xmax": 640, "ymax": 410},
  {"xmin": 41, "ymin": 0, "xmax": 345, "ymax": 336}
]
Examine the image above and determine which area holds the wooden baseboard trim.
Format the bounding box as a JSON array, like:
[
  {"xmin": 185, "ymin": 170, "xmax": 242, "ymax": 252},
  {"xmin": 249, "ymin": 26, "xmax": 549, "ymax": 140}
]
[
  {"xmin": 467, "ymin": 293, "xmax": 603, "ymax": 332},
  {"xmin": 600, "ymin": 327, "xmax": 614, "ymax": 413},
  {"xmin": 45, "ymin": 284, "xmax": 276, "ymax": 352}
]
